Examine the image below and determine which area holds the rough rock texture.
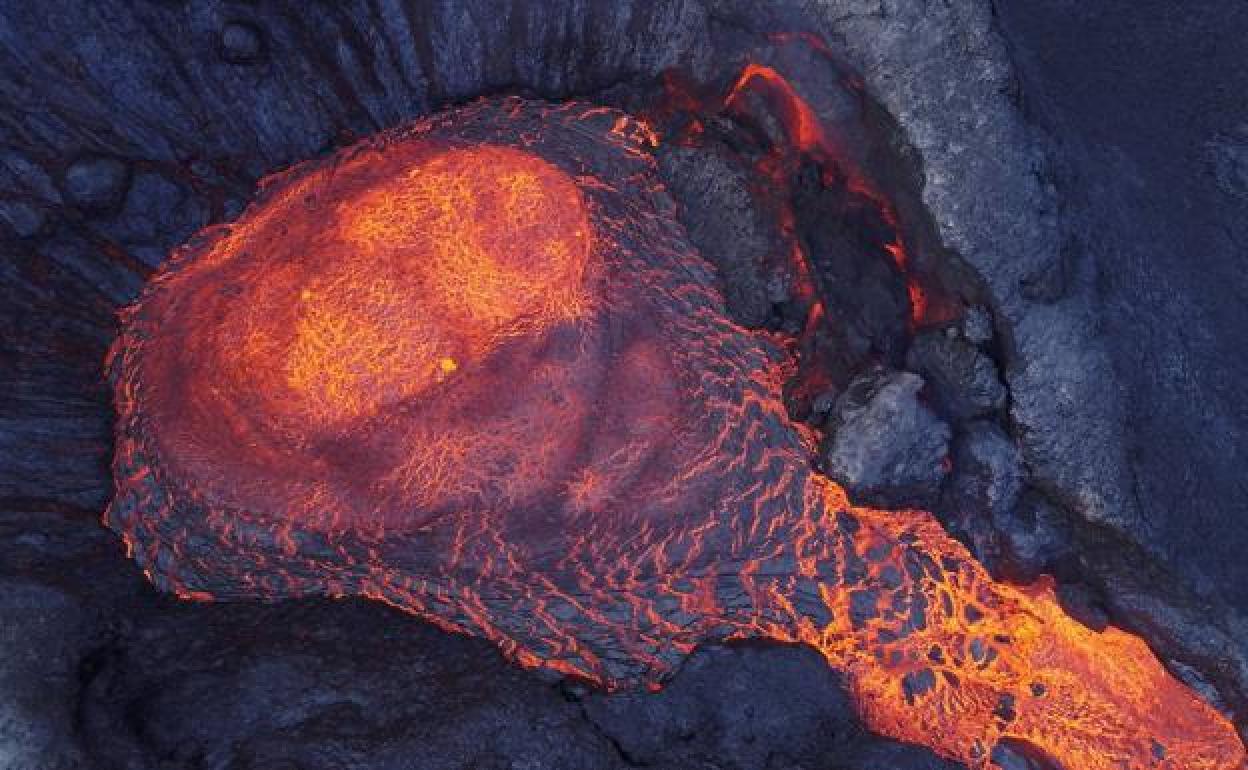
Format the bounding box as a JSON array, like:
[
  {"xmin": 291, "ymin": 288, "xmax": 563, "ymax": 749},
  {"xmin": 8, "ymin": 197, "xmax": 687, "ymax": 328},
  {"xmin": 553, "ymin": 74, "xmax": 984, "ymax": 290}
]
[
  {"xmin": 0, "ymin": 580, "xmax": 99, "ymax": 770},
  {"xmin": 658, "ymin": 142, "xmax": 785, "ymax": 328},
  {"xmin": 994, "ymin": 0, "xmax": 1248, "ymax": 731},
  {"xmin": 0, "ymin": 200, "xmax": 44, "ymax": 238},
  {"xmin": 580, "ymin": 645, "xmax": 960, "ymax": 770},
  {"xmin": 93, "ymin": 171, "xmax": 209, "ymax": 270},
  {"xmin": 940, "ymin": 421, "xmax": 1025, "ymax": 568},
  {"xmin": 61, "ymin": 157, "xmax": 130, "ymax": 214},
  {"xmin": 960, "ymin": 306, "xmax": 994, "ymax": 348},
  {"xmin": 219, "ymin": 21, "xmax": 265, "ymax": 65},
  {"xmin": 906, "ymin": 329, "xmax": 1005, "ymax": 421},
  {"xmin": 821, "ymin": 370, "xmax": 951, "ymax": 507},
  {"xmin": 738, "ymin": 0, "xmax": 1139, "ymax": 539},
  {"xmin": 990, "ymin": 491, "xmax": 1072, "ymax": 585},
  {"xmin": 793, "ymin": 163, "xmax": 911, "ymax": 367},
  {"xmin": 948, "ymin": 422, "xmax": 1022, "ymax": 521},
  {"xmin": 1209, "ymin": 128, "xmax": 1248, "ymax": 200},
  {"xmin": 2, "ymin": 0, "xmax": 1246, "ymax": 761}
]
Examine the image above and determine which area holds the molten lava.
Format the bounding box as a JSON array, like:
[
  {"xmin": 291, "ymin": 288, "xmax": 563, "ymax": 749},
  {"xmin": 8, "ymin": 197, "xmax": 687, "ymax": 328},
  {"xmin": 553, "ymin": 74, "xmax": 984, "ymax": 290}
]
[
  {"xmin": 107, "ymin": 98, "xmax": 1245, "ymax": 769},
  {"xmin": 721, "ymin": 59, "xmax": 948, "ymax": 330}
]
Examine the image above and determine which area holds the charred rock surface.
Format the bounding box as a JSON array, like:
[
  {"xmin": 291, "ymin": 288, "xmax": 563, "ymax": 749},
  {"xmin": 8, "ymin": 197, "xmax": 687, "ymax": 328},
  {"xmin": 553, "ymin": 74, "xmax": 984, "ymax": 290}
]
[
  {"xmin": 1, "ymin": 0, "xmax": 1246, "ymax": 766},
  {"xmin": 993, "ymin": 0, "xmax": 1248, "ymax": 733},
  {"xmin": 656, "ymin": 141, "xmax": 785, "ymax": 330},
  {"xmin": 906, "ymin": 329, "xmax": 1006, "ymax": 422},
  {"xmin": 819, "ymin": 370, "xmax": 951, "ymax": 508}
]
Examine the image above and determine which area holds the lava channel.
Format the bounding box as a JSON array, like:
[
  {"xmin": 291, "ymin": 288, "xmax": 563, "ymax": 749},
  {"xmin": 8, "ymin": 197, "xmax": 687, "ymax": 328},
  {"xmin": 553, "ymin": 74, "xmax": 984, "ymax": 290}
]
[{"xmin": 106, "ymin": 98, "xmax": 1245, "ymax": 770}]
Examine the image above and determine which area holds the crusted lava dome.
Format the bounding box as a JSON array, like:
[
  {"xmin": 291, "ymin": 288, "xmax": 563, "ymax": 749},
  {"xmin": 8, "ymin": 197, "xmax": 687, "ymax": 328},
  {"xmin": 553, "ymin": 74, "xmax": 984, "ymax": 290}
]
[{"xmin": 107, "ymin": 99, "xmax": 1245, "ymax": 769}]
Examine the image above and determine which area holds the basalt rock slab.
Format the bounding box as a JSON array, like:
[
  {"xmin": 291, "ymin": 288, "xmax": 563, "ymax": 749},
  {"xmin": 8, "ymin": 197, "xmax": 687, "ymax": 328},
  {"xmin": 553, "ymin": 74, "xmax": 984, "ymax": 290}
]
[
  {"xmin": 821, "ymin": 370, "xmax": 951, "ymax": 508},
  {"xmin": 906, "ymin": 329, "xmax": 1006, "ymax": 421}
]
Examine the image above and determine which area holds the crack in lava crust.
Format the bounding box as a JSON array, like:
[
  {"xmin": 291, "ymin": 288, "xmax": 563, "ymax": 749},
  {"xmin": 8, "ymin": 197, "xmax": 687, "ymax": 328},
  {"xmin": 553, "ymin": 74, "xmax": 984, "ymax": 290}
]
[{"xmin": 107, "ymin": 98, "xmax": 1245, "ymax": 770}]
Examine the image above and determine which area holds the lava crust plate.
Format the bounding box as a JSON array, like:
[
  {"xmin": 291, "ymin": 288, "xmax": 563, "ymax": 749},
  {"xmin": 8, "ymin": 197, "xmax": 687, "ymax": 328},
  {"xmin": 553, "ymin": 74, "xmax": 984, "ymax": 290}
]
[{"xmin": 107, "ymin": 98, "xmax": 1245, "ymax": 770}]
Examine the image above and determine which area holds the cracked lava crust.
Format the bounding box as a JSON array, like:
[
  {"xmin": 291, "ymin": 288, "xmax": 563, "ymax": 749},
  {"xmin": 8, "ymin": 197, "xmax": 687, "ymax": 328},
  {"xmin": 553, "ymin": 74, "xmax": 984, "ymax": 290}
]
[{"xmin": 105, "ymin": 98, "xmax": 1246, "ymax": 769}]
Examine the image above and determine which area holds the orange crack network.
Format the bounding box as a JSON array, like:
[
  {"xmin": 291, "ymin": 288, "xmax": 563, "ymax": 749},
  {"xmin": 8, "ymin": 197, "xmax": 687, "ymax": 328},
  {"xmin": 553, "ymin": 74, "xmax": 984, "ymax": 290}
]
[{"xmin": 106, "ymin": 98, "xmax": 1245, "ymax": 770}]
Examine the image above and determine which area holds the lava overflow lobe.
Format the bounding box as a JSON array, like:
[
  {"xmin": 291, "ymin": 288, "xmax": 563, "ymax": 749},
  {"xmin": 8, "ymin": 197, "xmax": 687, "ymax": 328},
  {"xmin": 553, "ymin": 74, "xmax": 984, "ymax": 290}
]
[{"xmin": 107, "ymin": 99, "xmax": 1245, "ymax": 770}]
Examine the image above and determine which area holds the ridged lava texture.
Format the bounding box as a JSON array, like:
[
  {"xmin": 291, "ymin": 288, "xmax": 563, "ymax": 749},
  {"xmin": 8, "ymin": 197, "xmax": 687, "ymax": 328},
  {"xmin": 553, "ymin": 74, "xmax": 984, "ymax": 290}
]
[{"xmin": 107, "ymin": 99, "xmax": 1245, "ymax": 770}]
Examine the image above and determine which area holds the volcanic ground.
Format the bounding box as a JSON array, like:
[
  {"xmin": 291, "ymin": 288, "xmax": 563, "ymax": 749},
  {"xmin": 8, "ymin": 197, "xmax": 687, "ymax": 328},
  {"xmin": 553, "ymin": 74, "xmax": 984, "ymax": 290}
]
[{"xmin": 105, "ymin": 98, "xmax": 1245, "ymax": 770}]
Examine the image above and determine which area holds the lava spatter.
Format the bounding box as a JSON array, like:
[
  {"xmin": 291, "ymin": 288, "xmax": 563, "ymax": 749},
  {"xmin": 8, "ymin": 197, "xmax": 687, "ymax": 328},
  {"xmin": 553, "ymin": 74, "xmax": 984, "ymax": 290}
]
[{"xmin": 106, "ymin": 98, "xmax": 1245, "ymax": 770}]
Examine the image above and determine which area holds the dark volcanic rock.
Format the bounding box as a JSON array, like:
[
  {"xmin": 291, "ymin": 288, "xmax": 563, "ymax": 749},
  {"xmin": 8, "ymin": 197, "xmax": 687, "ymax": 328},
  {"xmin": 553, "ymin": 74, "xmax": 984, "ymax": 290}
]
[
  {"xmin": 821, "ymin": 370, "xmax": 951, "ymax": 508},
  {"xmin": 93, "ymin": 171, "xmax": 209, "ymax": 268},
  {"xmin": 948, "ymin": 421, "xmax": 1022, "ymax": 521},
  {"xmin": 0, "ymin": 579, "xmax": 100, "ymax": 770},
  {"xmin": 77, "ymin": 600, "xmax": 622, "ymax": 770},
  {"xmin": 62, "ymin": 156, "xmax": 130, "ymax": 214},
  {"xmin": 1054, "ymin": 582, "xmax": 1110, "ymax": 633},
  {"xmin": 769, "ymin": 0, "xmax": 1137, "ymax": 540},
  {"xmin": 0, "ymin": 200, "xmax": 45, "ymax": 238},
  {"xmin": 658, "ymin": 141, "xmax": 785, "ymax": 328},
  {"xmin": 220, "ymin": 21, "xmax": 264, "ymax": 64},
  {"xmin": 57, "ymin": 590, "xmax": 967, "ymax": 770},
  {"xmin": 995, "ymin": 0, "xmax": 1248, "ymax": 727},
  {"xmin": 1208, "ymin": 126, "xmax": 1248, "ymax": 200},
  {"xmin": 581, "ymin": 644, "xmax": 858, "ymax": 768},
  {"xmin": 0, "ymin": 148, "xmax": 62, "ymax": 203},
  {"xmin": 960, "ymin": 306, "xmax": 994, "ymax": 348},
  {"xmin": 579, "ymin": 643, "xmax": 963, "ymax": 770},
  {"xmin": 906, "ymin": 328, "xmax": 1005, "ymax": 420},
  {"xmin": 794, "ymin": 163, "xmax": 911, "ymax": 366},
  {"xmin": 991, "ymin": 491, "xmax": 1072, "ymax": 583}
]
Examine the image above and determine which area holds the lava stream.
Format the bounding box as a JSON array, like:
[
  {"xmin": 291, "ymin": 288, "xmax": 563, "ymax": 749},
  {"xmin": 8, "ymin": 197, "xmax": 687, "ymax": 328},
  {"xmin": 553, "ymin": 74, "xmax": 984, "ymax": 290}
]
[{"xmin": 106, "ymin": 98, "xmax": 1245, "ymax": 770}]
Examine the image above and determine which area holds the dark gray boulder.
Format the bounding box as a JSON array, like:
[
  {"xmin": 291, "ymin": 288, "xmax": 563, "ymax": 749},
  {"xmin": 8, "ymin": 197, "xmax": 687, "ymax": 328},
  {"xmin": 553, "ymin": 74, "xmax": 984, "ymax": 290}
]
[
  {"xmin": 949, "ymin": 421, "xmax": 1023, "ymax": 521},
  {"xmin": 960, "ymin": 306, "xmax": 994, "ymax": 348},
  {"xmin": 821, "ymin": 370, "xmax": 951, "ymax": 508},
  {"xmin": 942, "ymin": 420, "xmax": 1025, "ymax": 566},
  {"xmin": 220, "ymin": 21, "xmax": 265, "ymax": 65},
  {"xmin": 906, "ymin": 328, "xmax": 1006, "ymax": 421},
  {"xmin": 991, "ymin": 491, "xmax": 1072, "ymax": 584},
  {"xmin": 61, "ymin": 156, "xmax": 130, "ymax": 214}
]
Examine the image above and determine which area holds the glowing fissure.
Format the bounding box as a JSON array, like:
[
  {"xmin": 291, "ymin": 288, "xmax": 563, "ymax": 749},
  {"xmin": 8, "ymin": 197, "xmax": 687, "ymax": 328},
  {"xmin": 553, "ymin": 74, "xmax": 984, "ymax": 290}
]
[
  {"xmin": 658, "ymin": 52, "xmax": 955, "ymax": 332},
  {"xmin": 107, "ymin": 98, "xmax": 1245, "ymax": 769}
]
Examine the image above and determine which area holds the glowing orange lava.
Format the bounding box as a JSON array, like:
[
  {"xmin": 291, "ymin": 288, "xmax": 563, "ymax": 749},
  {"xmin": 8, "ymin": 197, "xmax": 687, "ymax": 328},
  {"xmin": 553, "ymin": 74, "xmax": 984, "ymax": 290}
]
[
  {"xmin": 717, "ymin": 55, "xmax": 956, "ymax": 329},
  {"xmin": 280, "ymin": 145, "xmax": 591, "ymax": 424},
  {"xmin": 107, "ymin": 99, "xmax": 1245, "ymax": 770}
]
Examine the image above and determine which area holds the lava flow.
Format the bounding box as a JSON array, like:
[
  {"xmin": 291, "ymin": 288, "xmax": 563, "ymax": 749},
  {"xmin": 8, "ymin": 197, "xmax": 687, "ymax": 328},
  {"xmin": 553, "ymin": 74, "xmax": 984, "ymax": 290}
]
[
  {"xmin": 106, "ymin": 98, "xmax": 1245, "ymax": 769},
  {"xmin": 717, "ymin": 55, "xmax": 955, "ymax": 330}
]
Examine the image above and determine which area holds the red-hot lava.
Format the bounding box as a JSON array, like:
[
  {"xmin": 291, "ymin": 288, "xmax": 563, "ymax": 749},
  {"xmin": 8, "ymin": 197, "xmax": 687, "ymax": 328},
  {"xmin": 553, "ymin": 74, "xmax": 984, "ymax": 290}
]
[
  {"xmin": 716, "ymin": 55, "xmax": 954, "ymax": 331},
  {"xmin": 107, "ymin": 98, "xmax": 1245, "ymax": 769}
]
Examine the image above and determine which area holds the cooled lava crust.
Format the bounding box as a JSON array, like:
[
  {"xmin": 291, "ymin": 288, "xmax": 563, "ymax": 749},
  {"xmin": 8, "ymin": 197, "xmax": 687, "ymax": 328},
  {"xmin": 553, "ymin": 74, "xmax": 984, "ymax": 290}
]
[{"xmin": 107, "ymin": 98, "xmax": 1245, "ymax": 769}]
